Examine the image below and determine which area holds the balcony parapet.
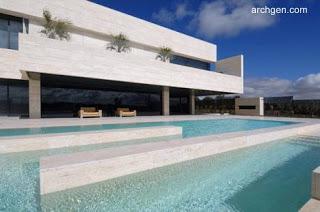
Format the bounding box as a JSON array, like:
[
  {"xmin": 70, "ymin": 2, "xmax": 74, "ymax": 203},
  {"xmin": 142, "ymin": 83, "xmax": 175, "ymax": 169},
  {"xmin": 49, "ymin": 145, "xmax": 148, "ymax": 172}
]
[
  {"xmin": 0, "ymin": 34, "xmax": 243, "ymax": 94},
  {"xmin": 216, "ymin": 55, "xmax": 243, "ymax": 77}
]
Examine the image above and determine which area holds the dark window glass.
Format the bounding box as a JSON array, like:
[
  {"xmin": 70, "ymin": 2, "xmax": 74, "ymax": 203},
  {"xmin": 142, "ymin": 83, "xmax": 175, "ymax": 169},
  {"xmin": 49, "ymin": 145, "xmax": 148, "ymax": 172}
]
[
  {"xmin": 42, "ymin": 87, "xmax": 162, "ymax": 117},
  {"xmin": 0, "ymin": 18, "xmax": 8, "ymax": 31},
  {"xmin": 0, "ymin": 81, "xmax": 8, "ymax": 115},
  {"xmin": 171, "ymin": 55, "xmax": 210, "ymax": 71},
  {"xmin": 8, "ymin": 19, "xmax": 23, "ymax": 33},
  {"xmin": 0, "ymin": 30, "xmax": 9, "ymax": 49},
  {"xmin": 0, "ymin": 79, "xmax": 28, "ymax": 117},
  {"xmin": 9, "ymin": 32, "xmax": 19, "ymax": 49},
  {"xmin": 239, "ymin": 105, "xmax": 256, "ymax": 110},
  {"xmin": 0, "ymin": 13, "xmax": 23, "ymax": 50},
  {"xmin": 40, "ymin": 74, "xmax": 164, "ymax": 118},
  {"xmin": 170, "ymin": 96, "xmax": 189, "ymax": 115},
  {"xmin": 8, "ymin": 81, "xmax": 29, "ymax": 116},
  {"xmin": 24, "ymin": 19, "xmax": 29, "ymax": 34}
]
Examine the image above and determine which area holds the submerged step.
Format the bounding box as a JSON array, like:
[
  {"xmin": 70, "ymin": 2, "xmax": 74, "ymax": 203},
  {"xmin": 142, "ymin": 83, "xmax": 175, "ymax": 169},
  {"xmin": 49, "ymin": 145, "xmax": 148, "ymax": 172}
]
[
  {"xmin": 0, "ymin": 126, "xmax": 182, "ymax": 153},
  {"xmin": 40, "ymin": 123, "xmax": 320, "ymax": 195}
]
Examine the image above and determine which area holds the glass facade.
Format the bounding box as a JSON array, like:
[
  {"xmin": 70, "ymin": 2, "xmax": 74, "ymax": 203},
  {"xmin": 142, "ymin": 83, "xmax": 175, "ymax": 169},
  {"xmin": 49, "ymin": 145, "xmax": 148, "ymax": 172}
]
[
  {"xmin": 41, "ymin": 87, "xmax": 162, "ymax": 117},
  {"xmin": 40, "ymin": 74, "xmax": 165, "ymax": 118},
  {"xmin": 0, "ymin": 79, "xmax": 29, "ymax": 117},
  {"xmin": 170, "ymin": 96, "xmax": 189, "ymax": 115},
  {"xmin": 169, "ymin": 87, "xmax": 190, "ymax": 115},
  {"xmin": 0, "ymin": 75, "xmax": 193, "ymax": 118},
  {"xmin": 40, "ymin": 74, "xmax": 194, "ymax": 117},
  {"xmin": 170, "ymin": 55, "xmax": 210, "ymax": 71},
  {"xmin": 0, "ymin": 14, "xmax": 23, "ymax": 50}
]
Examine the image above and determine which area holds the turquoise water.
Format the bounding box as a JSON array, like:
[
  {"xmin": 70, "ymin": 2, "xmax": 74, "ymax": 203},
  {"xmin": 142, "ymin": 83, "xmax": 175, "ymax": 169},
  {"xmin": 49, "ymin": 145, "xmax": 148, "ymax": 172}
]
[
  {"xmin": 0, "ymin": 118, "xmax": 295, "ymax": 137},
  {"xmin": 0, "ymin": 135, "xmax": 180, "ymax": 211},
  {"xmin": 1, "ymin": 136, "xmax": 320, "ymax": 211}
]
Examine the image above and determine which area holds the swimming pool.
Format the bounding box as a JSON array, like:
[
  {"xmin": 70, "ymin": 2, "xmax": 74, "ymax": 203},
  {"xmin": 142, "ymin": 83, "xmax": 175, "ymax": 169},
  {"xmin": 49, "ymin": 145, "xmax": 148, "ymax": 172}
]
[
  {"xmin": 40, "ymin": 136, "xmax": 320, "ymax": 211},
  {"xmin": 0, "ymin": 118, "xmax": 295, "ymax": 137},
  {"xmin": 1, "ymin": 136, "xmax": 319, "ymax": 211}
]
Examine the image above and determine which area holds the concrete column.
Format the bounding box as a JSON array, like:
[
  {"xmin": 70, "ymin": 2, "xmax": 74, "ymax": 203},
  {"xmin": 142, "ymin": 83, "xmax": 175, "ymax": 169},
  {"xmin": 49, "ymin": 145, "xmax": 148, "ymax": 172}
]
[
  {"xmin": 162, "ymin": 86, "xmax": 170, "ymax": 116},
  {"xmin": 28, "ymin": 73, "xmax": 41, "ymax": 118},
  {"xmin": 189, "ymin": 89, "xmax": 195, "ymax": 115}
]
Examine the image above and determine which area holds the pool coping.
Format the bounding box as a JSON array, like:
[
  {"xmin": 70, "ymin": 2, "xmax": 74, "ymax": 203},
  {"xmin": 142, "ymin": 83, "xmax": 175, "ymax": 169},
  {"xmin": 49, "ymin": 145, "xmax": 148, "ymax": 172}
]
[
  {"xmin": 0, "ymin": 126, "xmax": 182, "ymax": 153},
  {"xmin": 39, "ymin": 121, "xmax": 320, "ymax": 194},
  {"xmin": 300, "ymin": 166, "xmax": 320, "ymax": 212},
  {"xmin": 0, "ymin": 115, "xmax": 313, "ymax": 130},
  {"xmin": 0, "ymin": 115, "xmax": 299, "ymax": 138},
  {"xmin": 300, "ymin": 130, "xmax": 320, "ymax": 212}
]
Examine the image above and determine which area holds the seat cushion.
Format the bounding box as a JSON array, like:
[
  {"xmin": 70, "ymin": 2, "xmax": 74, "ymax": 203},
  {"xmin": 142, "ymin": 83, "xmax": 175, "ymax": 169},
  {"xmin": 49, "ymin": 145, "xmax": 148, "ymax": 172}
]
[{"xmin": 83, "ymin": 112, "xmax": 99, "ymax": 116}]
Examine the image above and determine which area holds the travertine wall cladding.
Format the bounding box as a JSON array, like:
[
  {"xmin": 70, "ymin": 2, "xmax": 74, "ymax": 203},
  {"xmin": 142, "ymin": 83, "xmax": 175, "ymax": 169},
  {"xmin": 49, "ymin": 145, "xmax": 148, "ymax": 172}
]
[
  {"xmin": 0, "ymin": 0, "xmax": 245, "ymax": 94},
  {"xmin": 235, "ymin": 97, "xmax": 264, "ymax": 116},
  {"xmin": 0, "ymin": 34, "xmax": 243, "ymax": 93},
  {"xmin": 216, "ymin": 55, "xmax": 243, "ymax": 77},
  {"xmin": 0, "ymin": 0, "xmax": 216, "ymax": 62}
]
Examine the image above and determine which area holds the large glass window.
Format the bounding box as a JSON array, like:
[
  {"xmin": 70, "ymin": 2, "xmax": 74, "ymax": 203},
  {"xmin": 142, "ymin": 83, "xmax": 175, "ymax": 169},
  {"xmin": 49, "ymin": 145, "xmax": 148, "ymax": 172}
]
[
  {"xmin": 0, "ymin": 14, "xmax": 23, "ymax": 50},
  {"xmin": 170, "ymin": 55, "xmax": 211, "ymax": 71},
  {"xmin": 0, "ymin": 82, "xmax": 8, "ymax": 116},
  {"xmin": 169, "ymin": 88, "xmax": 190, "ymax": 115},
  {"xmin": 8, "ymin": 81, "xmax": 29, "ymax": 116},
  {"xmin": 0, "ymin": 30, "xmax": 9, "ymax": 49},
  {"xmin": 0, "ymin": 79, "xmax": 28, "ymax": 117},
  {"xmin": 170, "ymin": 96, "xmax": 189, "ymax": 115},
  {"xmin": 41, "ymin": 87, "xmax": 161, "ymax": 118},
  {"xmin": 40, "ymin": 74, "xmax": 162, "ymax": 118}
]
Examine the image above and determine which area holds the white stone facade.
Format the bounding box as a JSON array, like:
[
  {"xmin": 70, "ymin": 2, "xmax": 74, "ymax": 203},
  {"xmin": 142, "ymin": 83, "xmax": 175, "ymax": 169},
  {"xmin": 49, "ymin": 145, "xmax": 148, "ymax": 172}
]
[{"xmin": 0, "ymin": 0, "xmax": 244, "ymax": 117}]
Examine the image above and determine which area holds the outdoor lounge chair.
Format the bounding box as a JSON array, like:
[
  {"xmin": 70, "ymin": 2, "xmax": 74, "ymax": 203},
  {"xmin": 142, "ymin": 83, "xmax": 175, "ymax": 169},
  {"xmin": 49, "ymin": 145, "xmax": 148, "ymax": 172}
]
[
  {"xmin": 115, "ymin": 108, "xmax": 137, "ymax": 117},
  {"xmin": 78, "ymin": 107, "xmax": 102, "ymax": 118}
]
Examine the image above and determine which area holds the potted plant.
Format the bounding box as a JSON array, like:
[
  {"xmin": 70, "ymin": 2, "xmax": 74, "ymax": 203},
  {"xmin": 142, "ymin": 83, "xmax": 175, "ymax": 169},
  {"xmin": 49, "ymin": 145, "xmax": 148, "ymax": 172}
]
[
  {"xmin": 156, "ymin": 47, "xmax": 172, "ymax": 62},
  {"xmin": 40, "ymin": 10, "xmax": 72, "ymax": 41},
  {"xmin": 107, "ymin": 33, "xmax": 131, "ymax": 53}
]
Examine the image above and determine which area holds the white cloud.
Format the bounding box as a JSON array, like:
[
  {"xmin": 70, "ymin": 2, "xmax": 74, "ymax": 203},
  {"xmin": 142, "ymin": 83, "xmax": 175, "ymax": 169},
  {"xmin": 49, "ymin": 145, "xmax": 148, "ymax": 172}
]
[
  {"xmin": 152, "ymin": 3, "xmax": 194, "ymax": 26},
  {"xmin": 152, "ymin": 0, "xmax": 275, "ymax": 38},
  {"xmin": 191, "ymin": 0, "xmax": 276, "ymax": 38},
  {"xmin": 151, "ymin": 8, "xmax": 175, "ymax": 26},
  {"xmin": 175, "ymin": 3, "xmax": 194, "ymax": 20},
  {"xmin": 244, "ymin": 73, "xmax": 320, "ymax": 99}
]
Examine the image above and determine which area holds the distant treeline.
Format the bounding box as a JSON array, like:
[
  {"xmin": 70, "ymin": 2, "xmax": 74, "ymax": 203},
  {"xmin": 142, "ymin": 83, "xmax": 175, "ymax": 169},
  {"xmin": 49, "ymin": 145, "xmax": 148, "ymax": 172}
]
[
  {"xmin": 264, "ymin": 97, "xmax": 320, "ymax": 118},
  {"xmin": 196, "ymin": 96, "xmax": 320, "ymax": 118},
  {"xmin": 196, "ymin": 96, "xmax": 236, "ymax": 114}
]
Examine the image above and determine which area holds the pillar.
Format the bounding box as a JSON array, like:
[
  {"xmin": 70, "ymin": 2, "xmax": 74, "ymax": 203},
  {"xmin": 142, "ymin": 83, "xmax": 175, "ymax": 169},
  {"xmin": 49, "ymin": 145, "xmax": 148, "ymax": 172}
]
[
  {"xmin": 28, "ymin": 73, "xmax": 41, "ymax": 118},
  {"xmin": 189, "ymin": 89, "xmax": 195, "ymax": 115},
  {"xmin": 162, "ymin": 86, "xmax": 170, "ymax": 116}
]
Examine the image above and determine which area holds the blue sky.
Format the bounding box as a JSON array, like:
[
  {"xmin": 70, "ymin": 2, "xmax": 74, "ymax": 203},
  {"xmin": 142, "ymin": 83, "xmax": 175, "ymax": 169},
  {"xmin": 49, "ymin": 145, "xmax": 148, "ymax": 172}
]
[{"xmin": 92, "ymin": 0, "xmax": 320, "ymax": 99}]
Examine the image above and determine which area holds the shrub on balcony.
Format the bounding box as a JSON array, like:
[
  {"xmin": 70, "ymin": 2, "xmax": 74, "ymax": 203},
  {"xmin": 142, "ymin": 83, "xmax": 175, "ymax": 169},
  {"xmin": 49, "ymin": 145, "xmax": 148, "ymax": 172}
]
[
  {"xmin": 107, "ymin": 33, "xmax": 131, "ymax": 53},
  {"xmin": 40, "ymin": 10, "xmax": 72, "ymax": 41},
  {"xmin": 156, "ymin": 47, "xmax": 172, "ymax": 62}
]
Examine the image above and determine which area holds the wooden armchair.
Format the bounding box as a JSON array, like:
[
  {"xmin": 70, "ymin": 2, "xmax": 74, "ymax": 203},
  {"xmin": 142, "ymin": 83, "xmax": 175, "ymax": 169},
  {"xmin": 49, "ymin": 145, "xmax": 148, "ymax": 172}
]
[
  {"xmin": 115, "ymin": 108, "xmax": 136, "ymax": 117},
  {"xmin": 78, "ymin": 107, "xmax": 102, "ymax": 118}
]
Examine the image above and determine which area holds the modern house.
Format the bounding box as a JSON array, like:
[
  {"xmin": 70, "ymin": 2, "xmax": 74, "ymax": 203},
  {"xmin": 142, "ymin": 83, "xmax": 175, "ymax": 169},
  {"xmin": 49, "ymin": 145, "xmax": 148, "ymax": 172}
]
[{"xmin": 0, "ymin": 0, "xmax": 243, "ymax": 118}]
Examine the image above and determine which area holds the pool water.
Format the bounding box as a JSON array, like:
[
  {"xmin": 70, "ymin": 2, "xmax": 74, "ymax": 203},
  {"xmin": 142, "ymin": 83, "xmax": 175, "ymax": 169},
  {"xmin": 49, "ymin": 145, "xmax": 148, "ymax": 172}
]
[
  {"xmin": 1, "ymin": 136, "xmax": 320, "ymax": 211},
  {"xmin": 0, "ymin": 118, "xmax": 295, "ymax": 137}
]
